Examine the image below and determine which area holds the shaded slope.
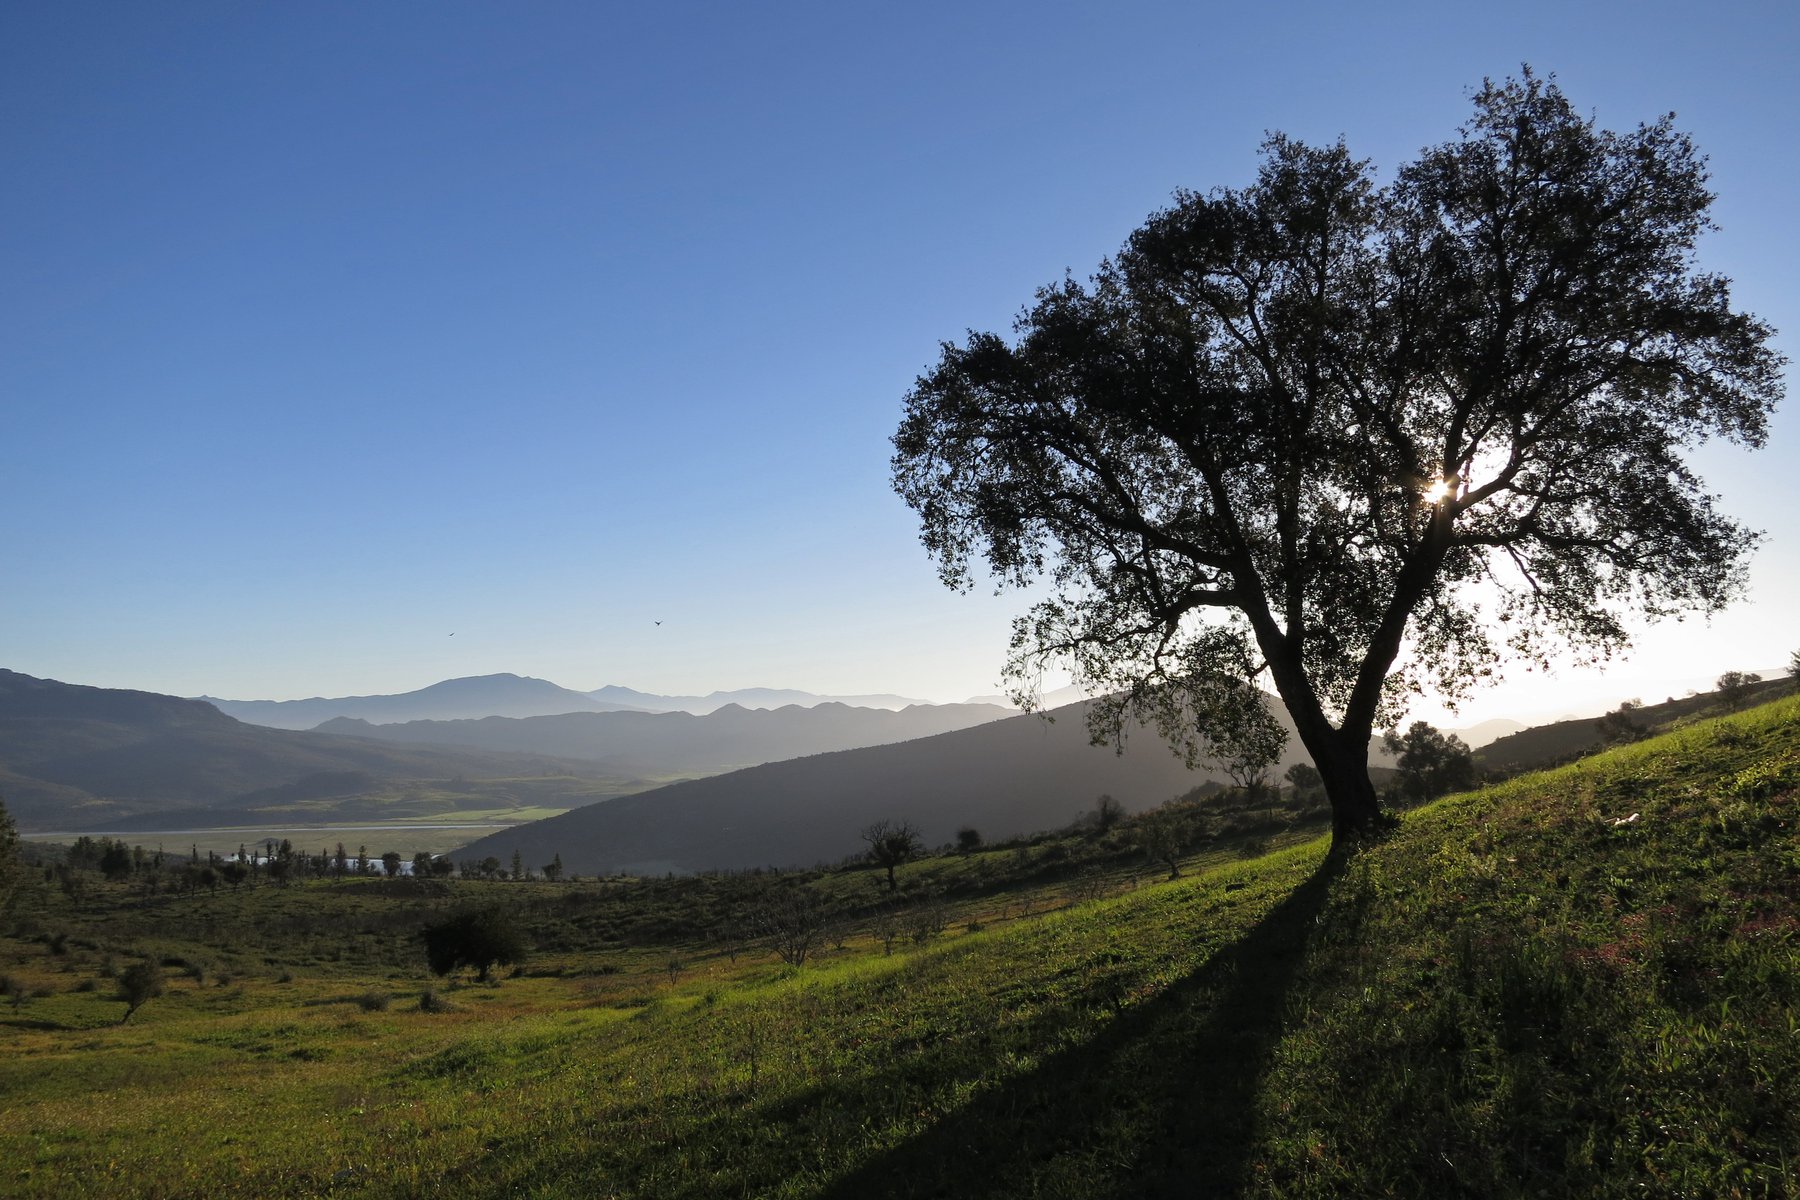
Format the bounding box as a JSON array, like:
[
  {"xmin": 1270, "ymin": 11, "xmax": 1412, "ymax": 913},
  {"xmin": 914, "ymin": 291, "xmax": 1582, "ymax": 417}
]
[{"xmin": 455, "ymin": 700, "xmax": 1296, "ymax": 873}]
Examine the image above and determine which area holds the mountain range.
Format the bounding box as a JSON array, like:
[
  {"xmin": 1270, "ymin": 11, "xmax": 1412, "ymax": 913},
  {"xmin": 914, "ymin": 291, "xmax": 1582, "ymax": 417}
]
[
  {"xmin": 0, "ymin": 670, "xmax": 618, "ymax": 831},
  {"xmin": 587, "ymin": 684, "xmax": 933, "ymax": 715},
  {"xmin": 201, "ymin": 673, "xmax": 939, "ymax": 729},
  {"xmin": 312, "ymin": 702, "xmax": 1012, "ymax": 777}
]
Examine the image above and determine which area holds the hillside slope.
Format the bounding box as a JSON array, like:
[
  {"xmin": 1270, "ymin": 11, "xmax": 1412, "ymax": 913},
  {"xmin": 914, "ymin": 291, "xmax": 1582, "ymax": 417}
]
[
  {"xmin": 1476, "ymin": 673, "xmax": 1793, "ymax": 772},
  {"xmin": 454, "ymin": 698, "xmax": 1317, "ymax": 873},
  {"xmin": 3, "ymin": 697, "xmax": 1794, "ymax": 1198}
]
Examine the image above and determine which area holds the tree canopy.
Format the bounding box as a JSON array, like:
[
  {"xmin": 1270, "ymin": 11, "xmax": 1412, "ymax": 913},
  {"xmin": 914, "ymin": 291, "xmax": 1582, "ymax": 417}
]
[
  {"xmin": 421, "ymin": 906, "xmax": 529, "ymax": 982},
  {"xmin": 1384, "ymin": 721, "xmax": 1477, "ymax": 805},
  {"xmin": 892, "ymin": 71, "xmax": 1781, "ymax": 843}
]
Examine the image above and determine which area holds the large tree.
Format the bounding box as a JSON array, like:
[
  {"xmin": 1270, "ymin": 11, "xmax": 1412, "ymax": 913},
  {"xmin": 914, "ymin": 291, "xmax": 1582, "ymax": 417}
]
[{"xmin": 892, "ymin": 72, "xmax": 1781, "ymax": 845}]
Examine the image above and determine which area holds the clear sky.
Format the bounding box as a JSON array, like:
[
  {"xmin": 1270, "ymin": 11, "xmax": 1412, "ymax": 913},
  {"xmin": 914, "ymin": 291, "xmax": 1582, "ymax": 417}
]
[{"xmin": 2, "ymin": 1, "xmax": 1794, "ymax": 726}]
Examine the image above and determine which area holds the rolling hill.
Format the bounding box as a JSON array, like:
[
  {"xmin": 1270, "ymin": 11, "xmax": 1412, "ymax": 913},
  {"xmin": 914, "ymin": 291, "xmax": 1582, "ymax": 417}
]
[
  {"xmin": 1475, "ymin": 674, "xmax": 1794, "ymax": 773},
  {"xmin": 0, "ymin": 670, "xmax": 619, "ymax": 831},
  {"xmin": 453, "ymin": 699, "xmax": 1318, "ymax": 875}
]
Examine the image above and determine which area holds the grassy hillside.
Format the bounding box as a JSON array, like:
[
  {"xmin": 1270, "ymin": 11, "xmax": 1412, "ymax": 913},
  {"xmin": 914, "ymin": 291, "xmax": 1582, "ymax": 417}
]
[
  {"xmin": 1475, "ymin": 673, "xmax": 1793, "ymax": 774},
  {"xmin": 2, "ymin": 693, "xmax": 1796, "ymax": 1197}
]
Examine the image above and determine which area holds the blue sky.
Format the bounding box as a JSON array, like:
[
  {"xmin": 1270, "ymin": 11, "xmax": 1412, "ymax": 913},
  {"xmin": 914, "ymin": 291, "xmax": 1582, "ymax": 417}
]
[{"xmin": 3, "ymin": 1, "xmax": 1795, "ymax": 723}]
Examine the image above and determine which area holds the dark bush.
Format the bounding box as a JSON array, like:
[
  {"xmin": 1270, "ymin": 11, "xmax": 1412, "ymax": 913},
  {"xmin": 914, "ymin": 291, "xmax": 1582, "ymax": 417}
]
[{"xmin": 420, "ymin": 906, "xmax": 528, "ymax": 982}]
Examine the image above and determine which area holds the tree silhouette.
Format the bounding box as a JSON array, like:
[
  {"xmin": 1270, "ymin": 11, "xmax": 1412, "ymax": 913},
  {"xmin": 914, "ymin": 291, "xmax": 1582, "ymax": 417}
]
[
  {"xmin": 118, "ymin": 959, "xmax": 165, "ymax": 1023},
  {"xmin": 1716, "ymin": 670, "xmax": 1762, "ymax": 711},
  {"xmin": 1384, "ymin": 722, "xmax": 1476, "ymax": 805},
  {"xmin": 892, "ymin": 71, "xmax": 1781, "ymax": 846},
  {"xmin": 421, "ymin": 907, "xmax": 528, "ymax": 982},
  {"xmin": 861, "ymin": 819, "xmax": 924, "ymax": 891}
]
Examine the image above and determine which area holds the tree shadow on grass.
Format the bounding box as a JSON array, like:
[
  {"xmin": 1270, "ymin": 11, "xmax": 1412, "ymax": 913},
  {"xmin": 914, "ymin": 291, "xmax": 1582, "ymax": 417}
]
[
  {"xmin": 818, "ymin": 856, "xmax": 1345, "ymax": 1199},
  {"xmin": 0, "ymin": 1015, "xmax": 79, "ymax": 1032}
]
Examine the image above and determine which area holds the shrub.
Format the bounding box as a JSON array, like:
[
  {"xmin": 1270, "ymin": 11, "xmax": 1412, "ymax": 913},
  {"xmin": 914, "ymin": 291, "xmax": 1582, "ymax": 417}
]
[
  {"xmin": 353, "ymin": 991, "xmax": 391, "ymax": 1012},
  {"xmin": 117, "ymin": 959, "xmax": 165, "ymax": 1023},
  {"xmin": 420, "ymin": 906, "xmax": 529, "ymax": 983}
]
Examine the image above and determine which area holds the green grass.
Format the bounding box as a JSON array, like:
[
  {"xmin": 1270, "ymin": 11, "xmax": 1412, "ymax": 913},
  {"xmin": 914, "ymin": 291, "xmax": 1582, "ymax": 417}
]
[{"xmin": 3, "ymin": 694, "xmax": 1797, "ymax": 1197}]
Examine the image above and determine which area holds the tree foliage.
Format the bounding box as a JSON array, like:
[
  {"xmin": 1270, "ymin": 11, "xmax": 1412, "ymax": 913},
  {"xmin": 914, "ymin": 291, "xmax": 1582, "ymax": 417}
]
[
  {"xmin": 420, "ymin": 907, "xmax": 528, "ymax": 982},
  {"xmin": 892, "ymin": 70, "xmax": 1780, "ymax": 843},
  {"xmin": 118, "ymin": 959, "xmax": 165, "ymax": 1023},
  {"xmin": 1597, "ymin": 698, "xmax": 1647, "ymax": 745},
  {"xmin": 1284, "ymin": 762, "xmax": 1323, "ymax": 795},
  {"xmin": 1384, "ymin": 722, "xmax": 1477, "ymax": 805},
  {"xmin": 1716, "ymin": 670, "xmax": 1762, "ymax": 711}
]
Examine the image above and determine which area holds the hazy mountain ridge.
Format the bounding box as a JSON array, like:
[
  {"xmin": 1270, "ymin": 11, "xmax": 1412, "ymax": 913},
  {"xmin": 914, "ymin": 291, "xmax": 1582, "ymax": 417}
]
[
  {"xmin": 199, "ymin": 673, "xmax": 645, "ymax": 730},
  {"xmin": 310, "ymin": 701, "xmax": 1014, "ymax": 777},
  {"xmin": 201, "ymin": 674, "xmax": 946, "ymax": 729},
  {"xmin": 586, "ymin": 685, "xmax": 933, "ymax": 714},
  {"xmin": 0, "ymin": 669, "xmax": 616, "ymax": 830}
]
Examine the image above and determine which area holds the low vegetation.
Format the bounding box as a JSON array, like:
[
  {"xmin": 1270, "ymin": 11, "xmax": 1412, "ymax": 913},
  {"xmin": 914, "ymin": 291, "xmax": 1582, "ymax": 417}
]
[{"xmin": 0, "ymin": 693, "xmax": 1795, "ymax": 1197}]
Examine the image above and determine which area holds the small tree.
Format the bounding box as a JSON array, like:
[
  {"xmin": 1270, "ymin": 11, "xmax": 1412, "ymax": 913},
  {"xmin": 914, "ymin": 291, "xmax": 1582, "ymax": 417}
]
[
  {"xmin": 1284, "ymin": 762, "xmax": 1322, "ymax": 797},
  {"xmin": 861, "ymin": 819, "xmax": 924, "ymax": 892},
  {"xmin": 421, "ymin": 907, "xmax": 529, "ymax": 983},
  {"xmin": 1092, "ymin": 794, "xmax": 1125, "ymax": 832},
  {"xmin": 1597, "ymin": 699, "xmax": 1647, "ymax": 745},
  {"xmin": 954, "ymin": 826, "xmax": 982, "ymax": 853},
  {"xmin": 118, "ymin": 959, "xmax": 165, "ymax": 1023},
  {"xmin": 869, "ymin": 903, "xmax": 902, "ymax": 956},
  {"xmin": 1137, "ymin": 805, "xmax": 1190, "ymax": 879},
  {"xmin": 542, "ymin": 853, "xmax": 564, "ymax": 882},
  {"xmin": 1383, "ymin": 722, "xmax": 1476, "ymax": 805},
  {"xmin": 1716, "ymin": 670, "xmax": 1762, "ymax": 711},
  {"xmin": 381, "ymin": 852, "xmax": 403, "ymax": 878},
  {"xmin": 411, "ymin": 851, "xmax": 435, "ymax": 878},
  {"xmin": 753, "ymin": 888, "xmax": 829, "ymax": 966},
  {"xmin": 99, "ymin": 841, "xmax": 133, "ymax": 882},
  {"xmin": 510, "ymin": 849, "xmax": 525, "ymax": 881}
]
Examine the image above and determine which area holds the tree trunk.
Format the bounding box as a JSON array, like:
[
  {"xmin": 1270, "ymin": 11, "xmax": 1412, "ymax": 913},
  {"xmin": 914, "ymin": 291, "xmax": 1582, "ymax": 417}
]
[
  {"xmin": 1290, "ymin": 721, "xmax": 1384, "ymax": 847},
  {"xmin": 1248, "ymin": 624, "xmax": 1388, "ymax": 850},
  {"xmin": 1319, "ymin": 752, "xmax": 1383, "ymax": 845}
]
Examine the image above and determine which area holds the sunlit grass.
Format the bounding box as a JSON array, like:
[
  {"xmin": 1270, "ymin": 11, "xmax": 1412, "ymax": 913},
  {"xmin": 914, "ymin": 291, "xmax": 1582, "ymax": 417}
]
[{"xmin": 4, "ymin": 694, "xmax": 1797, "ymax": 1197}]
